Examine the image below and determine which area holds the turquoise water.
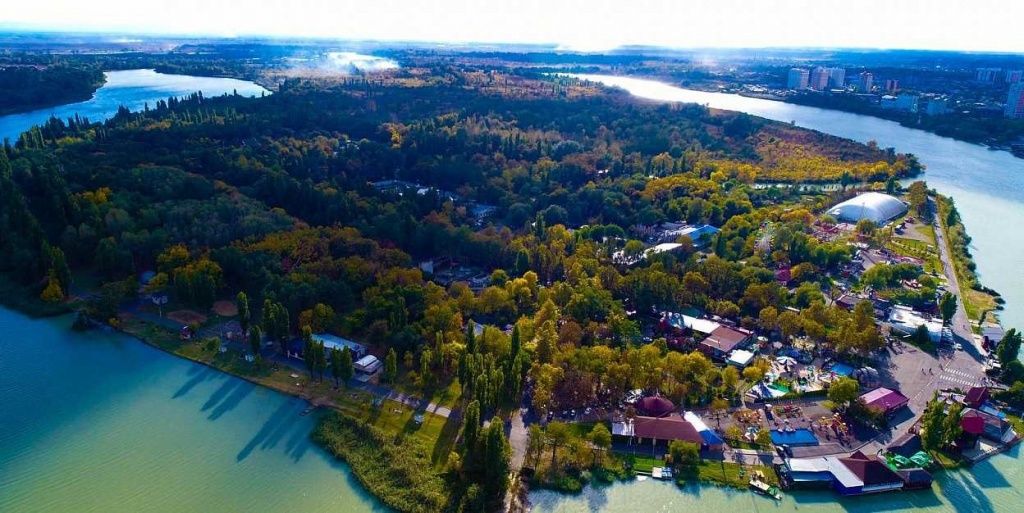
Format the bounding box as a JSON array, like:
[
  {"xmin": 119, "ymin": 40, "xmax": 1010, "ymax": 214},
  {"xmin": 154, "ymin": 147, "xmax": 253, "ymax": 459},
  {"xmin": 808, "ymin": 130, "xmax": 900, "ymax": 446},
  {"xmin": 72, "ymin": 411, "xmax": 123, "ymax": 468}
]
[
  {"xmin": 0, "ymin": 307, "xmax": 381, "ymax": 513},
  {"xmin": 579, "ymin": 75, "xmax": 1024, "ymax": 330},
  {"xmin": 531, "ymin": 452, "xmax": 1023, "ymax": 513},
  {"xmin": 0, "ymin": 69, "xmax": 269, "ymax": 143}
]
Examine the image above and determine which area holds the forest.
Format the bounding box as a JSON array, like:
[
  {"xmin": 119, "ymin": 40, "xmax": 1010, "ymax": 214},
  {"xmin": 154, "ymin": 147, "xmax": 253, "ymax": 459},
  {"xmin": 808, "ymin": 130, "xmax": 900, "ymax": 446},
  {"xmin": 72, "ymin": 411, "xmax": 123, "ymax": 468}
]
[{"xmin": 0, "ymin": 60, "xmax": 106, "ymax": 114}]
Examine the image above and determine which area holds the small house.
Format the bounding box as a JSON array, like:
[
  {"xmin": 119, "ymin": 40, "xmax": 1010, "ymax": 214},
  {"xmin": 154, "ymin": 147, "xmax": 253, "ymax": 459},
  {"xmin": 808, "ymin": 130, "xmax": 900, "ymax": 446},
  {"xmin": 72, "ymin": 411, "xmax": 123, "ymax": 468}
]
[
  {"xmin": 700, "ymin": 325, "xmax": 752, "ymax": 359},
  {"xmin": 961, "ymin": 408, "xmax": 1017, "ymax": 444},
  {"xmin": 887, "ymin": 432, "xmax": 922, "ymax": 458},
  {"xmin": 612, "ymin": 413, "xmax": 722, "ymax": 453},
  {"xmin": 830, "ymin": 451, "xmax": 904, "ymax": 496},
  {"xmin": 354, "ymin": 354, "xmax": 383, "ymax": 375},
  {"xmin": 859, "ymin": 387, "xmax": 910, "ymax": 416},
  {"xmin": 964, "ymin": 386, "xmax": 990, "ymax": 409}
]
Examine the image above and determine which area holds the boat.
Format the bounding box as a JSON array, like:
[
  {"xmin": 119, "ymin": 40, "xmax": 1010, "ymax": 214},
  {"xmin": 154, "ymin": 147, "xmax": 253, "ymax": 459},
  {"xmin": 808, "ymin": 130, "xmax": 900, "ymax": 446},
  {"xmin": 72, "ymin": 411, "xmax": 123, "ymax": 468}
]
[
  {"xmin": 749, "ymin": 471, "xmax": 783, "ymax": 500},
  {"xmin": 650, "ymin": 466, "xmax": 674, "ymax": 481}
]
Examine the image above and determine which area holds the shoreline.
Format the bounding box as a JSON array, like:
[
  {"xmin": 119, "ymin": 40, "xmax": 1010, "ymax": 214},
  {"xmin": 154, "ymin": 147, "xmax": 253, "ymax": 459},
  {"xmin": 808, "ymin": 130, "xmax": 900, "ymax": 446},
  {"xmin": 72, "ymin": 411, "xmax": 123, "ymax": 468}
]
[
  {"xmin": 594, "ymin": 72, "xmax": 1023, "ymax": 160},
  {"xmin": 0, "ymin": 298, "xmax": 445, "ymax": 513}
]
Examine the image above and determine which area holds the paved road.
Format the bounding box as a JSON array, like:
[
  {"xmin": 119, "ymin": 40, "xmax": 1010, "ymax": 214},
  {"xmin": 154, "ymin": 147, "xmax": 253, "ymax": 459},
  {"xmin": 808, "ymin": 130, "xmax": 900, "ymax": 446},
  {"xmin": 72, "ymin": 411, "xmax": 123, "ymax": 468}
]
[
  {"xmin": 930, "ymin": 196, "xmax": 983, "ymax": 355},
  {"xmin": 508, "ymin": 409, "xmax": 528, "ymax": 470}
]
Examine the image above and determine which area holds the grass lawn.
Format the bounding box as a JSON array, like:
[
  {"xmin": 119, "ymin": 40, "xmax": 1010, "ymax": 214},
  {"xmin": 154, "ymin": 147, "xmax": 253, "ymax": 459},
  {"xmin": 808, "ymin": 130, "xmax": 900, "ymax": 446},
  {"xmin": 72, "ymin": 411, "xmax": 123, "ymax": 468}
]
[
  {"xmin": 886, "ymin": 237, "xmax": 942, "ymax": 275},
  {"xmin": 620, "ymin": 453, "xmax": 662, "ymax": 473},
  {"xmin": 679, "ymin": 460, "xmax": 778, "ymax": 488}
]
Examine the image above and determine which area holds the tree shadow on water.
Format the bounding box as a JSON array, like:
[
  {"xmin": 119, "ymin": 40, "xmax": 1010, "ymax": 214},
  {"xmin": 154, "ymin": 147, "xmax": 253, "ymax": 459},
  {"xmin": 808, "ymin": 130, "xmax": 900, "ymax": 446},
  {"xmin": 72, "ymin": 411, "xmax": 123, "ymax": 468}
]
[
  {"xmin": 939, "ymin": 469, "xmax": 996, "ymax": 513},
  {"xmin": 172, "ymin": 365, "xmax": 216, "ymax": 399},
  {"xmin": 236, "ymin": 400, "xmax": 301, "ymax": 461},
  {"xmin": 207, "ymin": 382, "xmax": 254, "ymax": 421},
  {"xmin": 200, "ymin": 378, "xmax": 241, "ymax": 413}
]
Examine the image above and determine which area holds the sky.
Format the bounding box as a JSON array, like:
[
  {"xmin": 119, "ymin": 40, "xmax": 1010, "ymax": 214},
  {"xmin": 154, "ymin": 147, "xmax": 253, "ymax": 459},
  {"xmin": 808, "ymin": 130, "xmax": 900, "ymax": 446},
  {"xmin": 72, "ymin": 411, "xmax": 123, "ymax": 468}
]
[{"xmin": 2, "ymin": 0, "xmax": 1023, "ymax": 53}]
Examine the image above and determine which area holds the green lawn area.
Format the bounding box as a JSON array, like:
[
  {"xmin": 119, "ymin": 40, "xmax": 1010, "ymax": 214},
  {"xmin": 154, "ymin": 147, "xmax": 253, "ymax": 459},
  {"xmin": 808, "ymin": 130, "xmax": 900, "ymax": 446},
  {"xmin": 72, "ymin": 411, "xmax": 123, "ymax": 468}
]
[
  {"xmin": 618, "ymin": 452, "xmax": 662, "ymax": 473},
  {"xmin": 886, "ymin": 237, "xmax": 941, "ymax": 275},
  {"xmin": 678, "ymin": 460, "xmax": 778, "ymax": 488}
]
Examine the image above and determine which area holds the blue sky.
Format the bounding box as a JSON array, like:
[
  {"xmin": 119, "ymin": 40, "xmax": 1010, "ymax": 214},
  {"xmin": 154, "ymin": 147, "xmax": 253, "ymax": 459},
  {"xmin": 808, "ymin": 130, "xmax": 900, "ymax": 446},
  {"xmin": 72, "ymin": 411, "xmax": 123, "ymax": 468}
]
[{"xmin": 3, "ymin": 0, "xmax": 1023, "ymax": 53}]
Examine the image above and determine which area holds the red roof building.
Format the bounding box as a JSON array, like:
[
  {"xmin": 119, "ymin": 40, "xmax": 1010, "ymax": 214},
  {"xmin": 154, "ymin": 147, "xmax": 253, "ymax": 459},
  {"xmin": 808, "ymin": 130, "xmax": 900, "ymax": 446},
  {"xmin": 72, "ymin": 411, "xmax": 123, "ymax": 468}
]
[
  {"xmin": 700, "ymin": 325, "xmax": 752, "ymax": 357},
  {"xmin": 859, "ymin": 387, "xmax": 910, "ymax": 415},
  {"xmin": 637, "ymin": 396, "xmax": 676, "ymax": 418},
  {"xmin": 964, "ymin": 386, "xmax": 990, "ymax": 408}
]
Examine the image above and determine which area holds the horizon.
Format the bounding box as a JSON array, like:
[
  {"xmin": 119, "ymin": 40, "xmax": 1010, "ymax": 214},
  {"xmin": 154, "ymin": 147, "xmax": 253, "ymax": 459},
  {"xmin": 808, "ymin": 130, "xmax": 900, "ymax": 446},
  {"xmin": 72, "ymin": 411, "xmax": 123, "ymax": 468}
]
[{"xmin": 3, "ymin": 0, "xmax": 1024, "ymax": 54}]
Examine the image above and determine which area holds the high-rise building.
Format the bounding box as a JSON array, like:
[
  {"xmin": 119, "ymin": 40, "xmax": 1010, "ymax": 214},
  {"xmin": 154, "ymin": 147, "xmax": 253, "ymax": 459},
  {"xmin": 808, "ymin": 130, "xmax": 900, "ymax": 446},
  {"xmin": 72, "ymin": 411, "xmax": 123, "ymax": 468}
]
[
  {"xmin": 828, "ymin": 67, "xmax": 846, "ymax": 88},
  {"xmin": 787, "ymin": 68, "xmax": 809, "ymax": 90},
  {"xmin": 884, "ymin": 79, "xmax": 899, "ymax": 93},
  {"xmin": 809, "ymin": 67, "xmax": 830, "ymax": 90},
  {"xmin": 858, "ymin": 71, "xmax": 874, "ymax": 93},
  {"xmin": 976, "ymin": 68, "xmax": 1001, "ymax": 83},
  {"xmin": 1006, "ymin": 82, "xmax": 1024, "ymax": 119},
  {"xmin": 1006, "ymin": 70, "xmax": 1024, "ymax": 84}
]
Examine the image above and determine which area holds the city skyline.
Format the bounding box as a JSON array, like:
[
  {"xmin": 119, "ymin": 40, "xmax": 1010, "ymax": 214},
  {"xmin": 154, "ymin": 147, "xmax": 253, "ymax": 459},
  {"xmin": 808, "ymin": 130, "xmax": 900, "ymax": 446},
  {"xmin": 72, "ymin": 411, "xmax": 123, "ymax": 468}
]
[{"xmin": 3, "ymin": 0, "xmax": 1024, "ymax": 54}]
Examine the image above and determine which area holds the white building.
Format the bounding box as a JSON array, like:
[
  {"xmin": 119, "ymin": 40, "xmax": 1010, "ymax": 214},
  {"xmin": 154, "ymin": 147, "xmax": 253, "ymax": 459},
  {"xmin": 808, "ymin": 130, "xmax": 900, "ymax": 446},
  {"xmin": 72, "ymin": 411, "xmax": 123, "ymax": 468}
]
[
  {"xmin": 787, "ymin": 68, "xmax": 809, "ymax": 90},
  {"xmin": 809, "ymin": 67, "xmax": 830, "ymax": 90},
  {"xmin": 857, "ymin": 71, "xmax": 874, "ymax": 92},
  {"xmin": 1006, "ymin": 82, "xmax": 1024, "ymax": 119},
  {"xmin": 828, "ymin": 67, "xmax": 846, "ymax": 88},
  {"xmin": 888, "ymin": 306, "xmax": 943, "ymax": 342},
  {"xmin": 354, "ymin": 354, "xmax": 383, "ymax": 374},
  {"xmin": 827, "ymin": 192, "xmax": 908, "ymax": 225},
  {"xmin": 976, "ymin": 67, "xmax": 1001, "ymax": 83}
]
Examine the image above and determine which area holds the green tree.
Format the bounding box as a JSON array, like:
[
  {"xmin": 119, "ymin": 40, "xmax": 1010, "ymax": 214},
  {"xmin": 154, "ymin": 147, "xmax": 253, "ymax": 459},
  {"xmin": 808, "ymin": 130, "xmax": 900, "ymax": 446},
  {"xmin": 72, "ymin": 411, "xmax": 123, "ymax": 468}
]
[
  {"xmin": 587, "ymin": 423, "xmax": 612, "ymax": 464},
  {"xmin": 996, "ymin": 329, "xmax": 1022, "ymax": 367},
  {"xmin": 920, "ymin": 394, "xmax": 945, "ymax": 451},
  {"xmin": 314, "ymin": 341, "xmax": 327, "ymax": 382},
  {"xmin": 545, "ymin": 421, "xmax": 571, "ymax": 467},
  {"xmin": 334, "ymin": 347, "xmax": 353, "ymax": 386},
  {"xmin": 248, "ymin": 325, "xmax": 262, "ymax": 362},
  {"xmin": 755, "ymin": 428, "xmax": 773, "ymax": 448},
  {"xmin": 237, "ymin": 291, "xmax": 250, "ymax": 333},
  {"xmin": 302, "ymin": 326, "xmax": 315, "ymax": 378},
  {"xmin": 481, "ymin": 417, "xmax": 511, "ymax": 505},
  {"xmin": 669, "ymin": 440, "xmax": 700, "ymax": 467},
  {"xmin": 466, "ymin": 321, "xmax": 477, "ymax": 354},
  {"xmin": 942, "ymin": 402, "xmax": 964, "ymax": 446},
  {"xmin": 827, "ymin": 377, "xmax": 861, "ymax": 407},
  {"xmin": 939, "ymin": 292, "xmax": 957, "ymax": 325},
  {"xmin": 462, "ymin": 400, "xmax": 481, "ymax": 454},
  {"xmin": 382, "ymin": 348, "xmax": 398, "ymax": 384}
]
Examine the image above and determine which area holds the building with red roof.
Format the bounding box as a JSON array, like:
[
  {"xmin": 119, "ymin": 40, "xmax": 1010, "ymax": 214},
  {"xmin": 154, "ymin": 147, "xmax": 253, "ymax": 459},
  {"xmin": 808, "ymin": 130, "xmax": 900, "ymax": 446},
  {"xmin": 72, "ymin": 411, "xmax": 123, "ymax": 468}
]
[
  {"xmin": 699, "ymin": 325, "xmax": 752, "ymax": 358},
  {"xmin": 859, "ymin": 387, "xmax": 910, "ymax": 415},
  {"xmin": 636, "ymin": 396, "xmax": 675, "ymax": 418}
]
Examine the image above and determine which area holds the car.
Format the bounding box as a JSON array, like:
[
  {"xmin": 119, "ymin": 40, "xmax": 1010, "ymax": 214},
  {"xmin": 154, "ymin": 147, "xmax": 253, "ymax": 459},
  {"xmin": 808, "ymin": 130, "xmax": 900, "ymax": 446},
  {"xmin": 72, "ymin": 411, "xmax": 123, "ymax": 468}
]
[{"xmin": 953, "ymin": 342, "xmax": 963, "ymax": 351}]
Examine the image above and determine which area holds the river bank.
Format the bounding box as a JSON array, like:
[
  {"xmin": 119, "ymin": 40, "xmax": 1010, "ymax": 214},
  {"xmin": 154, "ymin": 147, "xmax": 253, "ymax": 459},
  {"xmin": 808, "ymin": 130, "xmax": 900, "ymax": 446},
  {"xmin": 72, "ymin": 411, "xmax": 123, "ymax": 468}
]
[
  {"xmin": 0, "ymin": 287, "xmax": 458, "ymax": 513},
  {"xmin": 684, "ymin": 83, "xmax": 1024, "ymax": 157}
]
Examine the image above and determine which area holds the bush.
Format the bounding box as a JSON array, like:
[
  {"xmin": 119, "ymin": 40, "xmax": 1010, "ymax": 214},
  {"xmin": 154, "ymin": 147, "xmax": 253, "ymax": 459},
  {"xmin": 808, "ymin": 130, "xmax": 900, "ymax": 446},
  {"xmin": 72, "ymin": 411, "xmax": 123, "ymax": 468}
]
[{"xmin": 313, "ymin": 412, "xmax": 449, "ymax": 513}]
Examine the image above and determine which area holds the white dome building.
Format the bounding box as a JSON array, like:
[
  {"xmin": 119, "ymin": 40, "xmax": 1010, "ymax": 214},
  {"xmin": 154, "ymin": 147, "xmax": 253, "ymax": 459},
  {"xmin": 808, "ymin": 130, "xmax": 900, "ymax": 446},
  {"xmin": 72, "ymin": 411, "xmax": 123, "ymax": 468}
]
[{"xmin": 827, "ymin": 192, "xmax": 907, "ymax": 224}]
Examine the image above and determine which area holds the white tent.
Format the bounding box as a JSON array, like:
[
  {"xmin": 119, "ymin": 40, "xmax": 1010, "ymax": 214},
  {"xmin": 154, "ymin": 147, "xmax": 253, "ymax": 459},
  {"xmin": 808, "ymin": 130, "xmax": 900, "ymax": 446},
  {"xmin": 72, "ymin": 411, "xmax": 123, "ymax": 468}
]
[{"xmin": 827, "ymin": 192, "xmax": 907, "ymax": 224}]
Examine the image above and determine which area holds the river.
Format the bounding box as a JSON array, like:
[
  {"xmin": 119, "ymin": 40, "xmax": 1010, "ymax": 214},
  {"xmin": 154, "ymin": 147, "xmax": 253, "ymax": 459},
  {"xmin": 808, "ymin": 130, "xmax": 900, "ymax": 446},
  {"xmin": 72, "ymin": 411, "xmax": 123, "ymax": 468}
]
[
  {"xmin": 577, "ymin": 74, "xmax": 1024, "ymax": 331},
  {"xmin": 0, "ymin": 69, "xmax": 268, "ymax": 143}
]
